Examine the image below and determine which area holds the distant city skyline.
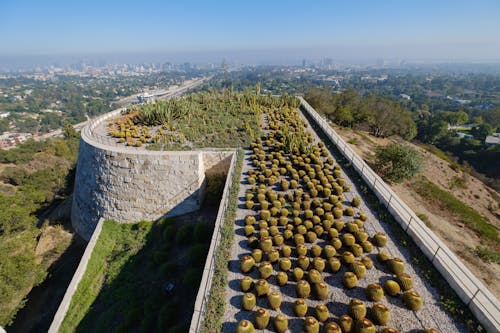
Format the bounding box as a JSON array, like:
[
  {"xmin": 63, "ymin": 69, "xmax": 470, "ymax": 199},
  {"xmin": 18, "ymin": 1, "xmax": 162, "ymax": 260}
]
[{"xmin": 1, "ymin": 0, "xmax": 500, "ymax": 68}]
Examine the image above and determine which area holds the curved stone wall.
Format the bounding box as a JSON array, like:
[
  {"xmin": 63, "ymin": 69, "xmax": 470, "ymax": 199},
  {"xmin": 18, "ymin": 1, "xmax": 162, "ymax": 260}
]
[{"xmin": 71, "ymin": 112, "xmax": 233, "ymax": 240}]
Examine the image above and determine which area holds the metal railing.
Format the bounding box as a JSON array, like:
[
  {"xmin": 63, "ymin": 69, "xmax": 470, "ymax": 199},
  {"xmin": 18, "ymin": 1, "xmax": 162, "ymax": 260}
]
[
  {"xmin": 189, "ymin": 151, "xmax": 238, "ymax": 333},
  {"xmin": 299, "ymin": 96, "xmax": 499, "ymax": 333}
]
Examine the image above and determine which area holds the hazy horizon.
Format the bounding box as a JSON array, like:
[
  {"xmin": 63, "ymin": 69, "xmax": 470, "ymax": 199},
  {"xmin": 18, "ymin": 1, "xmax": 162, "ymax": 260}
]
[{"xmin": 1, "ymin": 0, "xmax": 500, "ymax": 69}]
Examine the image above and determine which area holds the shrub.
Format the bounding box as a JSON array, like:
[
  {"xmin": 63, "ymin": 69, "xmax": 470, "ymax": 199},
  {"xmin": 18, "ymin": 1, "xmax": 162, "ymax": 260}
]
[{"xmin": 375, "ymin": 143, "xmax": 423, "ymax": 183}]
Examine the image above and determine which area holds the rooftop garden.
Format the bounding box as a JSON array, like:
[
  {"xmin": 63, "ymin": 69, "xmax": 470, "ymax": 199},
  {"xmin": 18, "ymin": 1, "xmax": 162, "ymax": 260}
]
[{"xmin": 106, "ymin": 88, "xmax": 272, "ymax": 150}]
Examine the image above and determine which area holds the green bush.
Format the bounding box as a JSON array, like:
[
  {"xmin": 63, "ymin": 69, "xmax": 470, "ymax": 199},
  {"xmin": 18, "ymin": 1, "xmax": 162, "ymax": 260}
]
[
  {"xmin": 375, "ymin": 143, "xmax": 423, "ymax": 183},
  {"xmin": 175, "ymin": 224, "xmax": 194, "ymax": 244}
]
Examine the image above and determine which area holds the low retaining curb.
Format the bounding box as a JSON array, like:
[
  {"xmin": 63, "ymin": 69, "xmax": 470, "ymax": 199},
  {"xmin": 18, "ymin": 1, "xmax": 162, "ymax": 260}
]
[{"xmin": 47, "ymin": 218, "xmax": 105, "ymax": 333}]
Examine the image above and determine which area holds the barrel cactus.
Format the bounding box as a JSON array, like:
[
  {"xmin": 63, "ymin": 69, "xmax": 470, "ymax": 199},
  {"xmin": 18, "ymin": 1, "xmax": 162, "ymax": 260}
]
[
  {"xmin": 371, "ymin": 302, "xmax": 390, "ymax": 325},
  {"xmin": 240, "ymin": 276, "xmax": 253, "ymax": 292},
  {"xmin": 255, "ymin": 279, "xmax": 270, "ymax": 296},
  {"xmin": 314, "ymin": 304, "xmax": 329, "ymax": 322},
  {"xmin": 350, "ymin": 261, "xmax": 367, "ymax": 279},
  {"xmin": 384, "ymin": 279, "xmax": 401, "ymax": 296},
  {"xmin": 402, "ymin": 290, "xmax": 423, "ymax": 311},
  {"xmin": 304, "ymin": 316, "xmax": 320, "ymax": 333},
  {"xmin": 343, "ymin": 272, "xmax": 358, "ymax": 289},
  {"xmin": 267, "ymin": 290, "xmax": 282, "ymax": 310},
  {"xmin": 236, "ymin": 320, "xmax": 255, "ymax": 333},
  {"xmin": 338, "ymin": 315, "xmax": 353, "ymax": 333},
  {"xmin": 396, "ymin": 272, "xmax": 414, "ymax": 291},
  {"xmin": 323, "ymin": 322, "xmax": 342, "ymax": 333},
  {"xmin": 388, "ymin": 257, "xmax": 405, "ymax": 275},
  {"xmin": 293, "ymin": 298, "xmax": 308, "ymax": 317},
  {"xmin": 348, "ymin": 298, "xmax": 367, "ymax": 320},
  {"xmin": 240, "ymin": 255, "xmax": 255, "ymax": 273},
  {"xmin": 372, "ymin": 232, "xmax": 387, "ymax": 247},
  {"xmin": 365, "ymin": 283, "xmax": 384, "ymax": 301},
  {"xmin": 296, "ymin": 279, "xmax": 311, "ymax": 298},
  {"xmin": 354, "ymin": 318, "xmax": 376, "ymax": 333},
  {"xmin": 314, "ymin": 281, "xmax": 329, "ymax": 300},
  {"xmin": 242, "ymin": 292, "xmax": 256, "ymax": 311},
  {"xmin": 254, "ymin": 308, "xmax": 270, "ymax": 329},
  {"xmin": 327, "ymin": 257, "xmax": 342, "ymax": 273},
  {"xmin": 258, "ymin": 261, "xmax": 273, "ymax": 279},
  {"xmin": 273, "ymin": 314, "xmax": 289, "ymax": 333}
]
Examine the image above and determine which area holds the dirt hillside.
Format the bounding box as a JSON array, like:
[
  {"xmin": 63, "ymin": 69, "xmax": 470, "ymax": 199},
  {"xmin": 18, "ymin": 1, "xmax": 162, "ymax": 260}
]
[{"xmin": 333, "ymin": 125, "xmax": 500, "ymax": 298}]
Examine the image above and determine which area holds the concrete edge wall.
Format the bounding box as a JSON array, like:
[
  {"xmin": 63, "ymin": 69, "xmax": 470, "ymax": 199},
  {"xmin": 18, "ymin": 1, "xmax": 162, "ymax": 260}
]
[
  {"xmin": 189, "ymin": 151, "xmax": 238, "ymax": 333},
  {"xmin": 48, "ymin": 218, "xmax": 105, "ymax": 333},
  {"xmin": 299, "ymin": 96, "xmax": 500, "ymax": 333}
]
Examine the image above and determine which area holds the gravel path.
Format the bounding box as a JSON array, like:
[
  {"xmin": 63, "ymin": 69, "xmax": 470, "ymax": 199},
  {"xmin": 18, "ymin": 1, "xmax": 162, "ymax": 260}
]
[{"xmin": 221, "ymin": 109, "xmax": 468, "ymax": 333}]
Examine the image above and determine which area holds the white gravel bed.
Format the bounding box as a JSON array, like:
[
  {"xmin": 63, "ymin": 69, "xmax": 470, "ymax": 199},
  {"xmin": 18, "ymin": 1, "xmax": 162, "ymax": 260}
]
[{"xmin": 221, "ymin": 111, "xmax": 468, "ymax": 333}]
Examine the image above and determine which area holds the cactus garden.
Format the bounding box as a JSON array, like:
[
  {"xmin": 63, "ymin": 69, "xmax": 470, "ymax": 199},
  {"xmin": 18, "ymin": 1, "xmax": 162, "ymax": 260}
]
[
  {"xmin": 105, "ymin": 88, "xmax": 263, "ymax": 149},
  {"xmin": 216, "ymin": 96, "xmax": 467, "ymax": 332}
]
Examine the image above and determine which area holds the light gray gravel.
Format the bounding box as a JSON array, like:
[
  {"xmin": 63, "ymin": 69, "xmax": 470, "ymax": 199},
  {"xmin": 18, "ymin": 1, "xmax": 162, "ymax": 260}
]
[{"xmin": 221, "ymin": 110, "xmax": 468, "ymax": 333}]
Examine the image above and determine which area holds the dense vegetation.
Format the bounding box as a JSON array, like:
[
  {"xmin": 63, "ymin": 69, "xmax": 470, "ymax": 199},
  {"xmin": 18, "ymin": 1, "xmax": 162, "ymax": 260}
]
[
  {"xmin": 0, "ymin": 126, "xmax": 79, "ymax": 326},
  {"xmin": 109, "ymin": 87, "xmax": 272, "ymax": 149},
  {"xmin": 375, "ymin": 143, "xmax": 423, "ymax": 183},
  {"xmin": 305, "ymin": 87, "xmax": 417, "ymax": 140},
  {"xmin": 61, "ymin": 196, "xmax": 222, "ymax": 332}
]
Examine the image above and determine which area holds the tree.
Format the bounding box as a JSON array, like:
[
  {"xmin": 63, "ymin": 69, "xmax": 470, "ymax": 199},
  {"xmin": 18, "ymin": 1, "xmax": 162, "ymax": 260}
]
[
  {"xmin": 470, "ymin": 124, "xmax": 493, "ymax": 141},
  {"xmin": 375, "ymin": 143, "xmax": 423, "ymax": 183}
]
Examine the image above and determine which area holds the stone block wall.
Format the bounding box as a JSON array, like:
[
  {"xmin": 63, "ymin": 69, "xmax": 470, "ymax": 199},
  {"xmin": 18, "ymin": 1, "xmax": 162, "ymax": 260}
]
[{"xmin": 72, "ymin": 124, "xmax": 234, "ymax": 241}]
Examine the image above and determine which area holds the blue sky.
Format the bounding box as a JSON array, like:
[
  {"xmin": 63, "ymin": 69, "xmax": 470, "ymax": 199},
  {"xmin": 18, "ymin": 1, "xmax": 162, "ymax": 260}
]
[{"xmin": 1, "ymin": 0, "xmax": 500, "ymax": 62}]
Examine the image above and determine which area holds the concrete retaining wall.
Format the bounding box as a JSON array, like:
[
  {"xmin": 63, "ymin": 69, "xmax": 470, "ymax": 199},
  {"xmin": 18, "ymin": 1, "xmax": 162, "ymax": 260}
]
[
  {"xmin": 48, "ymin": 218, "xmax": 104, "ymax": 333},
  {"xmin": 72, "ymin": 109, "xmax": 233, "ymax": 240},
  {"xmin": 189, "ymin": 151, "xmax": 238, "ymax": 332},
  {"xmin": 299, "ymin": 96, "xmax": 500, "ymax": 333}
]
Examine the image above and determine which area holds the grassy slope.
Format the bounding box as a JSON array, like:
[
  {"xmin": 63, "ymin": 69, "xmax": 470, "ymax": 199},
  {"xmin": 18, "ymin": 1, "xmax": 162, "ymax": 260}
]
[{"xmin": 59, "ymin": 221, "xmax": 151, "ymax": 333}]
